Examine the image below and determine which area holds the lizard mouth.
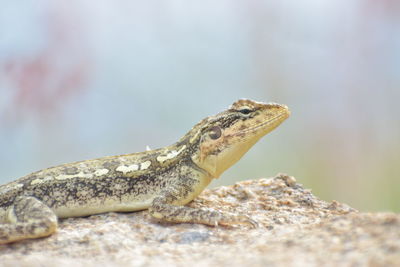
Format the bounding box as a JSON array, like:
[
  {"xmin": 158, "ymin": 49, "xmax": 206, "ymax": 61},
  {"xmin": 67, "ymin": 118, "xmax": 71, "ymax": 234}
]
[{"xmin": 233, "ymin": 110, "xmax": 290, "ymax": 137}]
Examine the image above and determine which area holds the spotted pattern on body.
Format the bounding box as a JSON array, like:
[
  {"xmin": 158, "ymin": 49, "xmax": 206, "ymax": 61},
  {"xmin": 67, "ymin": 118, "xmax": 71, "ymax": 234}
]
[{"xmin": 0, "ymin": 99, "xmax": 290, "ymax": 244}]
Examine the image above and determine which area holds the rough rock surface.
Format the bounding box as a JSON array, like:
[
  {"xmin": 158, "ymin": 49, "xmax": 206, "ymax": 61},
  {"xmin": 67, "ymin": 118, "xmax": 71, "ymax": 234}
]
[{"xmin": 0, "ymin": 174, "xmax": 399, "ymax": 267}]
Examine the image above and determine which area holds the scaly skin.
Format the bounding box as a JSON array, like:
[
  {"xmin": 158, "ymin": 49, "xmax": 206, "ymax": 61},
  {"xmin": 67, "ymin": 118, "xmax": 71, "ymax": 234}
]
[{"xmin": 0, "ymin": 99, "xmax": 290, "ymax": 244}]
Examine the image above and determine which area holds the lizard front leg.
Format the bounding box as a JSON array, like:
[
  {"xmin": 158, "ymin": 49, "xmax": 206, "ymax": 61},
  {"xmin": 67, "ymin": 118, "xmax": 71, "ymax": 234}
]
[
  {"xmin": 0, "ymin": 196, "xmax": 58, "ymax": 244},
  {"xmin": 148, "ymin": 178, "xmax": 257, "ymax": 227}
]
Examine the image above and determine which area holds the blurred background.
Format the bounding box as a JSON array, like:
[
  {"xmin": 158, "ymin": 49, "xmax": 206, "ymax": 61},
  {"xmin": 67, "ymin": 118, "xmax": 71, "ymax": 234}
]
[{"xmin": 0, "ymin": 0, "xmax": 399, "ymax": 212}]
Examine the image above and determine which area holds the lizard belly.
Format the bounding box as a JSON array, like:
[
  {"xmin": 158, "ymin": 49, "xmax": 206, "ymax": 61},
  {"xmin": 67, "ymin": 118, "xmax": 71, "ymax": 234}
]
[{"xmin": 54, "ymin": 196, "xmax": 154, "ymax": 218}]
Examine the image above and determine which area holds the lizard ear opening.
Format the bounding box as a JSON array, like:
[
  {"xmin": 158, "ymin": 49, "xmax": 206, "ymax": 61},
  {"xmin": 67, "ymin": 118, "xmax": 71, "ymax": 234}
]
[{"xmin": 208, "ymin": 126, "xmax": 222, "ymax": 140}]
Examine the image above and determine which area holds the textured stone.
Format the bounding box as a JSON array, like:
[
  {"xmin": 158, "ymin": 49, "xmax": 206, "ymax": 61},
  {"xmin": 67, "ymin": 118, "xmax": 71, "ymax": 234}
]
[{"xmin": 0, "ymin": 174, "xmax": 398, "ymax": 267}]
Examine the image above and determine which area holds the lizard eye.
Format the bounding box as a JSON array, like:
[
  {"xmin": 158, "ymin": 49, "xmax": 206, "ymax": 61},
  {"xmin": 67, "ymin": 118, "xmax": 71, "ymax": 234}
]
[
  {"xmin": 208, "ymin": 126, "xmax": 222, "ymax": 140},
  {"xmin": 238, "ymin": 107, "xmax": 252, "ymax": 115}
]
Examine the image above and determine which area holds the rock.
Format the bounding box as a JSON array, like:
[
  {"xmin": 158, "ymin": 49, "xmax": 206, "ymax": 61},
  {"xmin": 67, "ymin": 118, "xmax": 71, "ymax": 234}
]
[{"xmin": 0, "ymin": 174, "xmax": 399, "ymax": 266}]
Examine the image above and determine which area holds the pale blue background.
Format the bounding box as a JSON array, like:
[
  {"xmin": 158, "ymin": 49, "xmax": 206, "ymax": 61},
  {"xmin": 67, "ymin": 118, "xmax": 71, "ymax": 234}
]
[{"xmin": 1, "ymin": 0, "xmax": 399, "ymax": 211}]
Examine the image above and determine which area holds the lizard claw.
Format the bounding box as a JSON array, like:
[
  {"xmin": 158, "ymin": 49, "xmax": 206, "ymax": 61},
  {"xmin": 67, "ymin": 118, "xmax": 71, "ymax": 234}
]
[
  {"xmin": 214, "ymin": 213, "xmax": 258, "ymax": 228},
  {"xmin": 235, "ymin": 215, "xmax": 259, "ymax": 228},
  {"xmin": 246, "ymin": 217, "xmax": 259, "ymax": 228}
]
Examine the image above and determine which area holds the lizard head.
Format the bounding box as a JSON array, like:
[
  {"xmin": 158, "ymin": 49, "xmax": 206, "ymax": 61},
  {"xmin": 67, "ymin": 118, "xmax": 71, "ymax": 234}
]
[{"xmin": 188, "ymin": 99, "xmax": 290, "ymax": 178}]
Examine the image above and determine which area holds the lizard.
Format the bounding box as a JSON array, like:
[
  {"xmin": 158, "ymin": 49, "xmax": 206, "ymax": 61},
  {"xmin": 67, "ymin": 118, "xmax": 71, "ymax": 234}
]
[{"xmin": 0, "ymin": 99, "xmax": 290, "ymax": 244}]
